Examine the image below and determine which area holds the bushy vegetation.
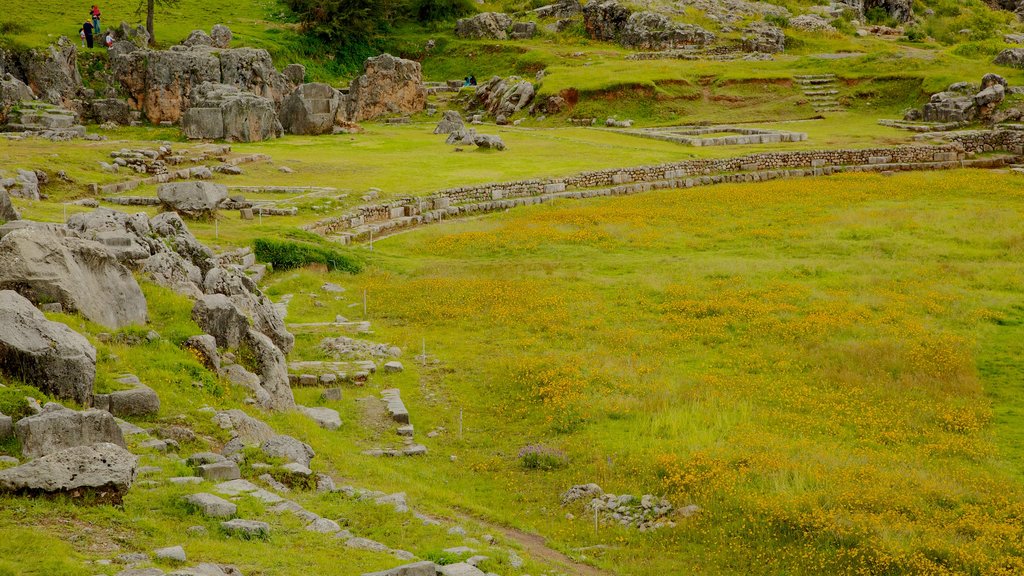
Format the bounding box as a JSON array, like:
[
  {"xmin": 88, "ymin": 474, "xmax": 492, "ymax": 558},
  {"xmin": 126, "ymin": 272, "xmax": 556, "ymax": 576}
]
[{"xmin": 253, "ymin": 237, "xmax": 363, "ymax": 273}]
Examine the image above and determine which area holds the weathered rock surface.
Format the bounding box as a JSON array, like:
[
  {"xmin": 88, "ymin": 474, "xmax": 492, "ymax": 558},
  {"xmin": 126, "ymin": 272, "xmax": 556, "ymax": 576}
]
[
  {"xmin": 16, "ymin": 406, "xmax": 125, "ymax": 459},
  {"xmin": 345, "ymin": 54, "xmax": 426, "ymax": 122},
  {"xmin": 790, "ymin": 14, "xmax": 836, "ymax": 33},
  {"xmin": 141, "ymin": 251, "xmax": 204, "ymax": 298},
  {"xmin": 742, "ymin": 22, "xmax": 785, "ymax": 54},
  {"xmin": 0, "ymin": 443, "xmax": 137, "ymax": 504},
  {"xmin": 261, "ymin": 434, "xmax": 314, "ymax": 467},
  {"xmin": 433, "ymin": 110, "xmax": 465, "ymax": 135},
  {"xmin": 181, "ymin": 82, "xmax": 282, "ymax": 142},
  {"xmin": 0, "ymin": 227, "xmax": 148, "ymax": 329},
  {"xmin": 2, "ymin": 37, "xmax": 84, "ymax": 107},
  {"xmin": 185, "ymin": 492, "xmax": 237, "ymax": 518},
  {"xmin": 240, "ymin": 329, "xmax": 295, "ymax": 411},
  {"xmin": 192, "ymin": 294, "xmax": 250, "ymax": 349},
  {"xmin": 203, "ymin": 267, "xmax": 293, "ymax": 354},
  {"xmin": 474, "ymin": 134, "xmax": 506, "ymax": 150},
  {"xmin": 280, "ymin": 83, "xmax": 344, "ymax": 136},
  {"xmin": 620, "ymin": 12, "xmax": 715, "ymax": 50},
  {"xmin": 213, "ymin": 409, "xmax": 275, "ymax": 443},
  {"xmin": 362, "ymin": 562, "xmax": 439, "ymax": 576},
  {"xmin": 455, "ymin": 13, "xmax": 514, "ymax": 39},
  {"xmin": 66, "ymin": 208, "xmax": 155, "ymax": 262},
  {"xmin": 92, "ymin": 375, "xmax": 161, "ymax": 418},
  {"xmin": 0, "ymin": 73, "xmax": 34, "ymax": 124},
  {"xmin": 0, "ymin": 187, "xmax": 19, "ymax": 222},
  {"xmin": 0, "ymin": 290, "xmax": 96, "ymax": 405},
  {"xmin": 474, "ymin": 76, "xmax": 535, "ymax": 119},
  {"xmin": 158, "ymin": 181, "xmax": 228, "ymax": 217}
]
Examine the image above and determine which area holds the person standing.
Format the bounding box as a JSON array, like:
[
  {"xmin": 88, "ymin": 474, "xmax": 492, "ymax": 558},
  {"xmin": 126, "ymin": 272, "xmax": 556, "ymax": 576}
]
[
  {"xmin": 80, "ymin": 20, "xmax": 94, "ymax": 49},
  {"xmin": 91, "ymin": 5, "xmax": 101, "ymax": 35}
]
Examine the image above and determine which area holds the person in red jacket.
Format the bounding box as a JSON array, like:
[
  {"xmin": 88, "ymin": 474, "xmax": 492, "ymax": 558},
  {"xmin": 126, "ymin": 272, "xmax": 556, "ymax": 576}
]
[{"xmin": 91, "ymin": 5, "xmax": 101, "ymax": 35}]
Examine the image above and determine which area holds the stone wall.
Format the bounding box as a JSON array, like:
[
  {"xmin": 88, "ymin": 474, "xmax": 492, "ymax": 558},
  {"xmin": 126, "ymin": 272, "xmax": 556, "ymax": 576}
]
[{"xmin": 308, "ymin": 133, "xmax": 1023, "ymax": 238}]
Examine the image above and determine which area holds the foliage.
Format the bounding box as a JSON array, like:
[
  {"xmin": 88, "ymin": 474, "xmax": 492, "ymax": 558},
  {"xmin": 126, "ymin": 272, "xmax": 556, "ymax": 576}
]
[
  {"xmin": 411, "ymin": 0, "xmax": 476, "ymax": 23},
  {"xmin": 424, "ymin": 550, "xmax": 464, "ymax": 565},
  {"xmin": 253, "ymin": 237, "xmax": 363, "ymax": 273},
  {"xmin": 283, "ymin": 0, "xmax": 401, "ymax": 44}
]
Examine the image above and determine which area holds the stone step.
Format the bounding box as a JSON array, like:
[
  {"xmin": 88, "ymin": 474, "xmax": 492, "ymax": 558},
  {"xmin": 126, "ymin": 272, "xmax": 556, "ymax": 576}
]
[
  {"xmin": 803, "ymin": 90, "xmax": 839, "ymax": 96},
  {"xmin": 794, "ymin": 74, "xmax": 837, "ymax": 80}
]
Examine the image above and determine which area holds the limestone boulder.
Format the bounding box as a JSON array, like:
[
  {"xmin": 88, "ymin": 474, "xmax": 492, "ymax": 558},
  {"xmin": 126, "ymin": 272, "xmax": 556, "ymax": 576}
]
[
  {"xmin": 0, "ymin": 290, "xmax": 96, "ymax": 405},
  {"xmin": 362, "ymin": 561, "xmax": 439, "ymax": 576},
  {"xmin": 0, "ymin": 187, "xmax": 19, "ymax": 222},
  {"xmin": 158, "ymin": 181, "xmax": 228, "ymax": 217},
  {"xmin": 582, "ymin": 0, "xmax": 632, "ymax": 42},
  {"xmin": 66, "ymin": 208, "xmax": 157, "ymax": 263},
  {"xmin": 789, "ymin": 14, "xmax": 836, "ymax": 33},
  {"xmin": 92, "ymin": 375, "xmax": 160, "ymax": 418},
  {"xmin": 204, "ymin": 267, "xmax": 294, "ymax": 354},
  {"xmin": 923, "ymin": 92, "xmax": 977, "ymax": 123},
  {"xmin": 280, "ymin": 83, "xmax": 344, "ymax": 135},
  {"xmin": 150, "ymin": 212, "xmax": 215, "ymax": 273},
  {"xmin": 995, "ymin": 48, "xmax": 1024, "ymax": 69},
  {"xmin": 241, "ymin": 329, "xmax": 295, "ymax": 411},
  {"xmin": 183, "ymin": 30, "xmax": 217, "ymax": 48},
  {"xmin": 455, "ymin": 13, "xmax": 513, "ymax": 39},
  {"xmin": 621, "ymin": 12, "xmax": 715, "ymax": 50},
  {"xmin": 192, "ymin": 294, "xmax": 250, "ymax": 349},
  {"xmin": 474, "ymin": 134, "xmax": 506, "ymax": 150},
  {"xmin": 113, "ymin": 47, "xmax": 221, "ymax": 124},
  {"xmin": 345, "ymin": 54, "xmax": 426, "ymax": 122},
  {"xmin": 474, "ymin": 76, "xmax": 535, "ymax": 119},
  {"xmin": 15, "ymin": 406, "xmax": 125, "ymax": 459},
  {"xmin": 433, "ymin": 110, "xmax": 464, "ymax": 135},
  {"xmin": 89, "ymin": 98, "xmax": 132, "ymax": 125},
  {"xmin": 0, "ymin": 443, "xmax": 137, "ymax": 504},
  {"xmin": 0, "ymin": 73, "xmax": 34, "ymax": 124},
  {"xmin": 140, "ymin": 251, "xmax": 204, "ymax": 298},
  {"xmin": 13, "ymin": 37, "xmax": 83, "ymax": 107},
  {"xmin": 211, "ymin": 25, "xmax": 233, "ymax": 49},
  {"xmin": 181, "ymin": 82, "xmax": 282, "ymax": 142},
  {"xmin": 283, "ymin": 63, "xmax": 306, "ymax": 86},
  {"xmin": 261, "ymin": 434, "xmax": 314, "ymax": 466},
  {"xmin": 0, "ymin": 228, "xmax": 148, "ymax": 329},
  {"xmin": 213, "ymin": 409, "xmax": 275, "ymax": 443},
  {"xmin": 742, "ymin": 22, "xmax": 785, "ymax": 54}
]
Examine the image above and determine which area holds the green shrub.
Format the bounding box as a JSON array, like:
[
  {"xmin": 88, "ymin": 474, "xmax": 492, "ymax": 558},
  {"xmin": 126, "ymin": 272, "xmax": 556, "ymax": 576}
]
[
  {"xmin": 518, "ymin": 444, "xmax": 568, "ymax": 470},
  {"xmin": 904, "ymin": 26, "xmax": 925, "ymax": 42},
  {"xmin": 253, "ymin": 238, "xmax": 363, "ymax": 273},
  {"xmin": 412, "ymin": 0, "xmax": 475, "ymax": 23},
  {"xmin": 764, "ymin": 14, "xmax": 789, "ymax": 29},
  {"xmin": 424, "ymin": 550, "xmax": 464, "ymax": 565}
]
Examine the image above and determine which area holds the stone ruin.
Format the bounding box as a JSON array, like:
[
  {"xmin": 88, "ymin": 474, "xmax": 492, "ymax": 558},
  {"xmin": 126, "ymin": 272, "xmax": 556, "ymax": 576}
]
[
  {"xmin": 0, "ymin": 24, "xmax": 427, "ymax": 143},
  {"xmin": 455, "ymin": 12, "xmax": 537, "ymax": 40},
  {"xmin": 904, "ymin": 73, "xmax": 1010, "ymax": 125}
]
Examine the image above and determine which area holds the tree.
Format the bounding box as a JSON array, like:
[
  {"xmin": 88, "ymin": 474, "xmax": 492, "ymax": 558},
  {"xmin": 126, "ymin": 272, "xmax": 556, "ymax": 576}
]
[{"xmin": 137, "ymin": 0, "xmax": 179, "ymax": 46}]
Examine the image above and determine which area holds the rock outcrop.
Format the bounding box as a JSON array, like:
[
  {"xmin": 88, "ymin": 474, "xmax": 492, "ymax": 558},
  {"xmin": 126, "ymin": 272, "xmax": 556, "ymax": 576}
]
[
  {"xmin": 0, "ymin": 290, "xmax": 96, "ymax": 405},
  {"xmin": 995, "ymin": 49, "xmax": 1024, "ymax": 69},
  {"xmin": 620, "ymin": 12, "xmax": 715, "ymax": 50},
  {"xmin": 280, "ymin": 83, "xmax": 344, "ymax": 135},
  {"xmin": 1, "ymin": 37, "xmax": 84, "ymax": 108},
  {"xmin": 455, "ymin": 13, "xmax": 514, "ymax": 39},
  {"xmin": 474, "ymin": 76, "xmax": 535, "ymax": 119},
  {"xmin": 15, "ymin": 406, "xmax": 125, "ymax": 459},
  {"xmin": 0, "ymin": 443, "xmax": 137, "ymax": 504},
  {"xmin": 742, "ymin": 23, "xmax": 785, "ymax": 54},
  {"xmin": 0, "ymin": 187, "xmax": 19, "ymax": 222},
  {"xmin": 433, "ymin": 110, "xmax": 465, "ymax": 135},
  {"xmin": 345, "ymin": 54, "xmax": 426, "ymax": 122},
  {"xmin": 0, "ymin": 73, "xmax": 34, "ymax": 124},
  {"xmin": 583, "ymin": 1, "xmax": 714, "ymax": 50},
  {"xmin": 158, "ymin": 181, "xmax": 228, "ymax": 217},
  {"xmin": 181, "ymin": 82, "xmax": 282, "ymax": 142},
  {"xmin": 0, "ymin": 227, "xmax": 148, "ymax": 329}
]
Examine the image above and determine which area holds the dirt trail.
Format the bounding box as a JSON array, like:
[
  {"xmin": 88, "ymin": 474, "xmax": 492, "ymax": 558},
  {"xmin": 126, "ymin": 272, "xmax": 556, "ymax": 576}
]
[{"xmin": 451, "ymin": 511, "xmax": 613, "ymax": 576}]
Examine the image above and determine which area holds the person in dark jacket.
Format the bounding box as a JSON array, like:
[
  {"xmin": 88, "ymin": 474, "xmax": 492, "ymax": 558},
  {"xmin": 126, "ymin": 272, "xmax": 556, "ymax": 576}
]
[{"xmin": 80, "ymin": 20, "xmax": 94, "ymax": 49}]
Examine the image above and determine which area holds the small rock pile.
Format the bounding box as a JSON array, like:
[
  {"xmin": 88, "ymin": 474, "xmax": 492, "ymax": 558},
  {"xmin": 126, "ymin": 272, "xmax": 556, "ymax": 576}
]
[
  {"xmin": 563, "ymin": 483, "xmax": 680, "ymax": 531},
  {"xmin": 107, "ymin": 145, "xmax": 177, "ymax": 175},
  {"xmin": 320, "ymin": 336, "xmax": 401, "ymax": 359},
  {"xmin": 904, "ymin": 73, "xmax": 1009, "ymax": 124}
]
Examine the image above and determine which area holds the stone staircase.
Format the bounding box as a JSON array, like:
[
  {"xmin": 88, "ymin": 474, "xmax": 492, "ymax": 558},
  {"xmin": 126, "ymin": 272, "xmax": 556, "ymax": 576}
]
[
  {"xmin": 795, "ymin": 74, "xmax": 843, "ymax": 114},
  {"xmin": 2, "ymin": 100, "xmax": 86, "ymax": 140}
]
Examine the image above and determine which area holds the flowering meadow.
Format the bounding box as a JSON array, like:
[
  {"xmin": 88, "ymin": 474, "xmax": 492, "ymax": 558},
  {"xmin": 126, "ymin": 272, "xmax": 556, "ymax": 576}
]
[{"xmin": 348, "ymin": 169, "xmax": 1024, "ymax": 574}]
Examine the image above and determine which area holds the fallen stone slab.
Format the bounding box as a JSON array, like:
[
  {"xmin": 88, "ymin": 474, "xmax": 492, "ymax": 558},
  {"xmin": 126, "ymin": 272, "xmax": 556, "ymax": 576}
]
[
  {"xmin": 198, "ymin": 461, "xmax": 241, "ymax": 481},
  {"xmin": 361, "ymin": 561, "xmax": 439, "ymax": 576},
  {"xmin": 185, "ymin": 492, "xmax": 237, "ymax": 518},
  {"xmin": 92, "ymin": 375, "xmax": 160, "ymax": 417},
  {"xmin": 0, "ymin": 442, "xmax": 137, "ymax": 504},
  {"xmin": 16, "ymin": 406, "xmax": 125, "ymax": 459},
  {"xmin": 154, "ymin": 545, "xmax": 186, "ymax": 562},
  {"xmin": 261, "ymin": 434, "xmax": 314, "ymax": 467},
  {"xmin": 221, "ymin": 518, "xmax": 270, "ymax": 539},
  {"xmin": 381, "ymin": 389, "xmax": 410, "ymax": 424},
  {"xmin": 298, "ymin": 405, "xmax": 342, "ymax": 431}
]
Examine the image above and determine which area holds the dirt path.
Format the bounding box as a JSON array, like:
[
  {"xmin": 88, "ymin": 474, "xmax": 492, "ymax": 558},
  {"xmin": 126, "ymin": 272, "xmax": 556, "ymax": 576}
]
[{"xmin": 451, "ymin": 511, "xmax": 613, "ymax": 576}]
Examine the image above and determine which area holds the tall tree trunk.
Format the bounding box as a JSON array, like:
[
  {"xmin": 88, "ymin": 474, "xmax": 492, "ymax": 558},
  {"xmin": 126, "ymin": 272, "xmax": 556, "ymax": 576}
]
[{"xmin": 147, "ymin": 0, "xmax": 155, "ymax": 46}]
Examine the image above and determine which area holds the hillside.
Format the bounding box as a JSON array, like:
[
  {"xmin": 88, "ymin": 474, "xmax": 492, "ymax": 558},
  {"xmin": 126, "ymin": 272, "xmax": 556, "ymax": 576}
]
[{"xmin": 2, "ymin": 0, "xmax": 1024, "ymax": 574}]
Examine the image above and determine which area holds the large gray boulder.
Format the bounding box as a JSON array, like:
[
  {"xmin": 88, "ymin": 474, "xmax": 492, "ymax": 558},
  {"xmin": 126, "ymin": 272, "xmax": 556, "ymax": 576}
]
[
  {"xmin": 923, "ymin": 91, "xmax": 977, "ymax": 123},
  {"xmin": 474, "ymin": 134, "xmax": 506, "ymax": 150},
  {"xmin": 158, "ymin": 181, "xmax": 228, "ymax": 217},
  {"xmin": 150, "ymin": 212, "xmax": 215, "ymax": 273},
  {"xmin": 455, "ymin": 13, "xmax": 514, "ymax": 39},
  {"xmin": 241, "ymin": 329, "xmax": 295, "ymax": 411},
  {"xmin": 474, "ymin": 76, "xmax": 535, "ymax": 120},
  {"xmin": 0, "ymin": 442, "xmax": 137, "ymax": 504},
  {"xmin": 0, "ymin": 290, "xmax": 96, "ymax": 405},
  {"xmin": 433, "ymin": 110, "xmax": 464, "ymax": 135},
  {"xmin": 261, "ymin": 434, "xmax": 314, "ymax": 466},
  {"xmin": 345, "ymin": 54, "xmax": 426, "ymax": 122},
  {"xmin": 181, "ymin": 82, "xmax": 283, "ymax": 143},
  {"xmin": 0, "ymin": 73, "xmax": 34, "ymax": 124},
  {"xmin": 0, "ymin": 228, "xmax": 148, "ymax": 329},
  {"xmin": 280, "ymin": 83, "xmax": 344, "ymax": 136},
  {"xmin": 620, "ymin": 12, "xmax": 715, "ymax": 50},
  {"xmin": 15, "ymin": 406, "xmax": 125, "ymax": 459},
  {"xmin": 192, "ymin": 294, "xmax": 250, "ymax": 349},
  {"xmin": 203, "ymin": 267, "xmax": 293, "ymax": 354},
  {"xmin": 6, "ymin": 37, "xmax": 84, "ymax": 107},
  {"xmin": 66, "ymin": 208, "xmax": 156, "ymax": 263},
  {"xmin": 583, "ymin": 0, "xmax": 632, "ymax": 42},
  {"xmin": 112, "ymin": 43, "xmax": 289, "ymax": 125},
  {"xmin": 0, "ymin": 187, "xmax": 19, "ymax": 222},
  {"xmin": 362, "ymin": 561, "xmax": 439, "ymax": 576},
  {"xmin": 742, "ymin": 22, "xmax": 785, "ymax": 54},
  {"xmin": 140, "ymin": 251, "xmax": 204, "ymax": 298},
  {"xmin": 996, "ymin": 48, "xmax": 1024, "ymax": 69},
  {"xmin": 213, "ymin": 409, "xmax": 275, "ymax": 443},
  {"xmin": 92, "ymin": 375, "xmax": 160, "ymax": 418}
]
